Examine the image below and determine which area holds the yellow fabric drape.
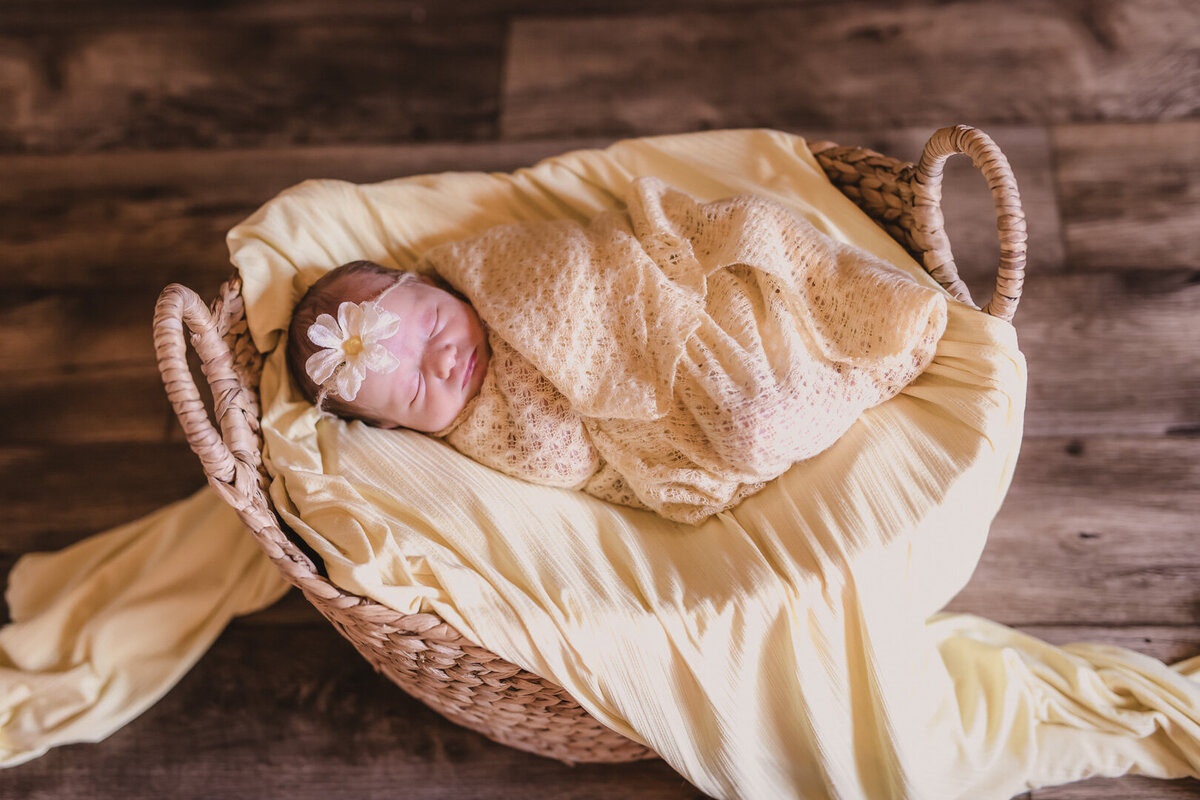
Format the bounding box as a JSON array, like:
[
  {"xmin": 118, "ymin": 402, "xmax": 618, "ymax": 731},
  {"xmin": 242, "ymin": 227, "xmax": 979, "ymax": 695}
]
[
  {"xmin": 0, "ymin": 489, "xmax": 287, "ymax": 767},
  {"xmin": 2, "ymin": 130, "xmax": 1198, "ymax": 800},
  {"xmin": 240, "ymin": 130, "xmax": 1200, "ymax": 799}
]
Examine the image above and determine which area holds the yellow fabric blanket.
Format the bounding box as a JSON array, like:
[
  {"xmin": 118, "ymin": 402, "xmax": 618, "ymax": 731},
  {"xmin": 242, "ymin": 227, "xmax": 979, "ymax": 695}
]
[
  {"xmin": 425, "ymin": 176, "xmax": 948, "ymax": 523},
  {"xmin": 241, "ymin": 131, "xmax": 1200, "ymax": 798},
  {"xmin": 3, "ymin": 130, "xmax": 1200, "ymax": 800}
]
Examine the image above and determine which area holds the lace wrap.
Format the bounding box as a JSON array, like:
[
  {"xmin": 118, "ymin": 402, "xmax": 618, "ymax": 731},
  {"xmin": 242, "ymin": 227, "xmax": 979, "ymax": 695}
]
[{"xmin": 427, "ymin": 178, "xmax": 947, "ymax": 524}]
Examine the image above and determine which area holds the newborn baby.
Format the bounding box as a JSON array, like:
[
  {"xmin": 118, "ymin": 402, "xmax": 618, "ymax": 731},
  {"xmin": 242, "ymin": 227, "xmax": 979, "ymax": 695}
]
[
  {"xmin": 288, "ymin": 260, "xmax": 603, "ymax": 493},
  {"xmin": 286, "ymin": 178, "xmax": 948, "ymax": 523},
  {"xmin": 287, "ymin": 260, "xmax": 491, "ymax": 434}
]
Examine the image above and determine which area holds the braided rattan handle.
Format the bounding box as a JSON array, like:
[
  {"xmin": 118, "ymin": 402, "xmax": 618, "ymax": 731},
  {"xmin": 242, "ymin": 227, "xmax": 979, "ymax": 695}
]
[
  {"xmin": 154, "ymin": 283, "xmax": 262, "ymax": 498},
  {"xmin": 909, "ymin": 125, "xmax": 1028, "ymax": 322}
]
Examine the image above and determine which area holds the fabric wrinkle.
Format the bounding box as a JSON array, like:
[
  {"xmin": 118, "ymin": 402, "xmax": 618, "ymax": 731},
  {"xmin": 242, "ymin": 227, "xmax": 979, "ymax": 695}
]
[{"xmin": 426, "ymin": 177, "xmax": 948, "ymax": 525}]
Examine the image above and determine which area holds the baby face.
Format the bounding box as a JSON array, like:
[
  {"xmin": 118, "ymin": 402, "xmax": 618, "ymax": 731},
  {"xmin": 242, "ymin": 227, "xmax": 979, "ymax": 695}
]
[{"xmin": 353, "ymin": 279, "xmax": 490, "ymax": 432}]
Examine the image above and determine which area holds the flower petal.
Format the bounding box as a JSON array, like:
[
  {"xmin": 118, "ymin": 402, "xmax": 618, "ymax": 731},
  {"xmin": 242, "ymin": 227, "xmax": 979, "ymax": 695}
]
[
  {"xmin": 362, "ymin": 302, "xmax": 403, "ymax": 342},
  {"xmin": 358, "ymin": 301, "xmax": 381, "ymax": 330},
  {"xmin": 307, "ymin": 314, "xmax": 344, "ymax": 348},
  {"xmin": 335, "ymin": 363, "xmax": 365, "ymax": 401},
  {"xmin": 362, "ymin": 343, "xmax": 400, "ymax": 374},
  {"xmin": 338, "ymin": 301, "xmax": 364, "ymax": 339},
  {"xmin": 305, "ymin": 348, "xmax": 345, "ymax": 385}
]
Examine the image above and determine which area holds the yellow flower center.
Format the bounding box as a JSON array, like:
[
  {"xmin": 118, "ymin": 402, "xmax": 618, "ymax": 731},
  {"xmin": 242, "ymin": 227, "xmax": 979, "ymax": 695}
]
[{"xmin": 342, "ymin": 335, "xmax": 364, "ymax": 356}]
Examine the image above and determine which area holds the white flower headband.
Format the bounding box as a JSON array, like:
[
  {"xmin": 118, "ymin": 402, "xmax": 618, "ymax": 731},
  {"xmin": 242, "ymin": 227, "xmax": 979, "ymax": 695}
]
[{"xmin": 305, "ymin": 286, "xmax": 403, "ymax": 402}]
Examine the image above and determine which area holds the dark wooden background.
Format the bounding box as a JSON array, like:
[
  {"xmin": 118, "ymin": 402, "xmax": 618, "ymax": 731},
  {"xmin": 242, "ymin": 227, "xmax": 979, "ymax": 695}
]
[{"xmin": 1, "ymin": 1, "xmax": 1198, "ymax": 798}]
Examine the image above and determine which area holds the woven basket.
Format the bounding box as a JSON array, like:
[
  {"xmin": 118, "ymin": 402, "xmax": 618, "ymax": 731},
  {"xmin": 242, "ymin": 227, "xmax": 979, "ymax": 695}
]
[{"xmin": 153, "ymin": 124, "xmax": 1027, "ymax": 764}]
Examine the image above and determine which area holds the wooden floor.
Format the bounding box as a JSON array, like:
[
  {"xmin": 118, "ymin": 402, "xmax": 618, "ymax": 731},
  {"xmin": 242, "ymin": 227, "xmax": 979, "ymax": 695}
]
[{"xmin": 2, "ymin": 1, "xmax": 1198, "ymax": 798}]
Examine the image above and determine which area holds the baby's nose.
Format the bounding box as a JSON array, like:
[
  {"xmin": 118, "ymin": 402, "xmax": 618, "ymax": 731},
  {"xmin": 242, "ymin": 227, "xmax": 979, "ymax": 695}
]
[{"xmin": 430, "ymin": 343, "xmax": 458, "ymax": 380}]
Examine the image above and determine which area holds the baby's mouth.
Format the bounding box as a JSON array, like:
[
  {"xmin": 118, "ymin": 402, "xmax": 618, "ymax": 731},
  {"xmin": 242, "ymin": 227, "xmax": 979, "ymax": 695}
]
[{"xmin": 461, "ymin": 348, "xmax": 477, "ymax": 389}]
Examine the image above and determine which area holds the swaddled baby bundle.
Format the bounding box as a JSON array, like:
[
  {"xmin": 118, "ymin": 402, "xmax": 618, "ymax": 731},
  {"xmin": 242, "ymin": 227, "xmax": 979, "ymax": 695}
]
[{"xmin": 427, "ymin": 176, "xmax": 947, "ymax": 523}]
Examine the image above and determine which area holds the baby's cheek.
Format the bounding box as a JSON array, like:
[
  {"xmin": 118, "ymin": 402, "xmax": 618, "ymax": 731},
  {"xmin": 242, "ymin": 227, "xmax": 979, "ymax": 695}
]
[
  {"xmin": 386, "ymin": 370, "xmax": 412, "ymax": 403},
  {"xmin": 363, "ymin": 371, "xmax": 410, "ymax": 427},
  {"xmin": 446, "ymin": 388, "xmax": 472, "ymax": 418}
]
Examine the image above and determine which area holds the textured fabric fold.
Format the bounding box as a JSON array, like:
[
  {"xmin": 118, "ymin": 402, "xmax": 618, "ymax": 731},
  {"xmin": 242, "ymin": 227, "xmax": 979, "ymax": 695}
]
[
  {"xmin": 424, "ymin": 176, "xmax": 947, "ymax": 523},
  {"xmin": 419, "ymin": 206, "xmax": 705, "ymax": 423}
]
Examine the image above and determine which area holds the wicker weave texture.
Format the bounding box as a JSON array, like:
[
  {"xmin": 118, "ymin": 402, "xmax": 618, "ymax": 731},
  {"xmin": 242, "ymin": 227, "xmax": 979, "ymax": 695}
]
[{"xmin": 154, "ymin": 125, "xmax": 1026, "ymax": 765}]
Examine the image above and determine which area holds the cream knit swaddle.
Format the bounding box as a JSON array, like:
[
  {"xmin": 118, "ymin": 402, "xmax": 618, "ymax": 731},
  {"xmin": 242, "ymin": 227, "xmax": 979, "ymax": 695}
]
[{"xmin": 427, "ymin": 177, "xmax": 948, "ymax": 523}]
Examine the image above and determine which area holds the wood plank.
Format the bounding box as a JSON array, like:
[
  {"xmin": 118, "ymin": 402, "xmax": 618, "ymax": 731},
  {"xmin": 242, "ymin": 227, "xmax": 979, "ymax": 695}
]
[
  {"xmin": 0, "ymin": 140, "xmax": 1189, "ymax": 439},
  {"xmin": 0, "ymin": 15, "xmax": 505, "ymax": 154},
  {"xmin": 1054, "ymin": 120, "xmax": 1200, "ymax": 271},
  {"xmin": 0, "ymin": 127, "xmax": 1048, "ymax": 295},
  {"xmin": 0, "ymin": 0, "xmax": 834, "ymax": 26},
  {"xmin": 0, "ymin": 367, "xmax": 175, "ymax": 446},
  {"xmin": 2, "ymin": 620, "xmax": 706, "ymax": 800},
  {"xmin": 1033, "ymin": 776, "xmax": 1200, "ymax": 799},
  {"xmin": 0, "ymin": 287, "xmax": 164, "ymax": 376},
  {"xmin": 0, "ymin": 2, "xmax": 1194, "ymax": 797},
  {"xmin": 503, "ymin": 1, "xmax": 1200, "ymax": 138},
  {"xmin": 4, "ymin": 554, "xmax": 1192, "ymax": 798},
  {"xmin": 1016, "ymin": 268, "xmax": 1200, "ymax": 437},
  {"xmin": 948, "ymin": 435, "xmax": 1200, "ymax": 627},
  {"xmin": 0, "ymin": 442, "xmax": 207, "ymax": 552},
  {"xmin": 0, "ymin": 140, "xmax": 610, "ymax": 291}
]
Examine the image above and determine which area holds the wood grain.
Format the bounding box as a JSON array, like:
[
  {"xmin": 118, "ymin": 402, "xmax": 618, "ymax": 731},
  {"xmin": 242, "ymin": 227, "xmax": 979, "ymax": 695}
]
[
  {"xmin": 0, "ymin": 130, "xmax": 1189, "ymax": 446},
  {"xmin": 0, "ymin": 288, "xmax": 163, "ymax": 375},
  {"xmin": 0, "ymin": 140, "xmax": 610, "ymax": 291},
  {"xmin": 4, "ymin": 432, "xmax": 1196, "ymax": 631},
  {"xmin": 0, "ymin": 442, "xmax": 206, "ymax": 552},
  {"xmin": 0, "ymin": 0, "xmax": 839, "ymax": 27},
  {"xmin": 1033, "ymin": 776, "xmax": 1200, "ymax": 799},
  {"xmin": 3, "ymin": 432, "xmax": 1196, "ymax": 627},
  {"xmin": 0, "ymin": 13, "xmax": 504, "ymax": 154},
  {"xmin": 503, "ymin": 1, "xmax": 1200, "ymax": 138},
  {"xmin": 1054, "ymin": 120, "xmax": 1200, "ymax": 271},
  {"xmin": 949, "ymin": 435, "xmax": 1200, "ymax": 627},
  {"xmin": 1017, "ymin": 269, "xmax": 1200, "ymax": 437},
  {"xmin": 0, "ymin": 367, "xmax": 174, "ymax": 445},
  {"xmin": 0, "ymin": 124, "xmax": 1060, "ymax": 296}
]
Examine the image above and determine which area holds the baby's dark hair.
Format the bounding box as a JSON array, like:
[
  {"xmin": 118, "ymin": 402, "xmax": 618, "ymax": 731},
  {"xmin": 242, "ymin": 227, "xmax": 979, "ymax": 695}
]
[{"xmin": 286, "ymin": 260, "xmax": 422, "ymax": 426}]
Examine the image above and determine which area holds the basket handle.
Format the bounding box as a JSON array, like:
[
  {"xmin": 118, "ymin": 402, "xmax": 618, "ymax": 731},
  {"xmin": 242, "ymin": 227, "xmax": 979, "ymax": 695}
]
[
  {"xmin": 910, "ymin": 124, "xmax": 1028, "ymax": 323},
  {"xmin": 154, "ymin": 283, "xmax": 262, "ymax": 497}
]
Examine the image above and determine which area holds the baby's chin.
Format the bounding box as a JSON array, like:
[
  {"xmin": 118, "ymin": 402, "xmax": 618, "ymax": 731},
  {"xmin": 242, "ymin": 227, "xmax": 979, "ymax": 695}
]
[{"xmin": 423, "ymin": 381, "xmax": 484, "ymax": 433}]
